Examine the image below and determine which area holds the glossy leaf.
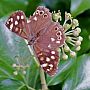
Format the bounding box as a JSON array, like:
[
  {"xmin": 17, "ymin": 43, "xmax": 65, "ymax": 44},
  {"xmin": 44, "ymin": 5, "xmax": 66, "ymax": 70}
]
[
  {"xmin": 25, "ymin": 0, "xmax": 41, "ymax": 17},
  {"xmin": 47, "ymin": 58, "xmax": 75, "ymax": 85},
  {"xmin": 0, "ymin": 17, "xmax": 40, "ymax": 89},
  {"xmin": 0, "ymin": 79, "xmax": 24, "ymax": 90},
  {"xmin": 77, "ymin": 17, "xmax": 90, "ymax": 55},
  {"xmin": 71, "ymin": 0, "xmax": 90, "ymax": 17},
  {"xmin": 0, "ymin": 0, "xmax": 28, "ymax": 17},
  {"xmin": 62, "ymin": 54, "xmax": 90, "ymax": 90}
]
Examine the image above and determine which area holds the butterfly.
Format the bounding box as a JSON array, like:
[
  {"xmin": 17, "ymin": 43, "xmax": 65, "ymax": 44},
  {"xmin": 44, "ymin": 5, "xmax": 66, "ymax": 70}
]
[{"xmin": 5, "ymin": 6, "xmax": 65, "ymax": 76}]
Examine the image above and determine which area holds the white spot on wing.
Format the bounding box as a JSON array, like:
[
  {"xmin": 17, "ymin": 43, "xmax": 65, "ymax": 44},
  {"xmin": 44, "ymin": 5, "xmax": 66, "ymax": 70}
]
[
  {"xmin": 51, "ymin": 51, "xmax": 55, "ymax": 54},
  {"xmin": 10, "ymin": 23, "xmax": 13, "ymax": 30},
  {"xmin": 40, "ymin": 57, "xmax": 44, "ymax": 61},
  {"xmin": 49, "ymin": 64, "xmax": 53, "ymax": 68},
  {"xmin": 48, "ymin": 44, "xmax": 51, "ymax": 48},
  {"xmin": 56, "ymin": 41, "xmax": 60, "ymax": 43},
  {"xmin": 41, "ymin": 63, "xmax": 48, "ymax": 67},
  {"xmin": 21, "ymin": 15, "xmax": 24, "ymax": 19},
  {"xmin": 15, "ymin": 21, "xmax": 18, "ymax": 25},
  {"xmin": 27, "ymin": 20, "xmax": 31, "ymax": 23},
  {"xmin": 51, "ymin": 38, "xmax": 55, "ymax": 42},
  {"xmin": 8, "ymin": 19, "xmax": 11, "ymax": 21},
  {"xmin": 10, "ymin": 18, "xmax": 13, "ymax": 22},
  {"xmin": 47, "ymin": 69, "xmax": 50, "ymax": 71},
  {"xmin": 33, "ymin": 16, "xmax": 37, "ymax": 21},
  {"xmin": 51, "ymin": 56, "xmax": 55, "ymax": 59},
  {"xmin": 46, "ymin": 57, "xmax": 50, "ymax": 62},
  {"xmin": 6, "ymin": 21, "xmax": 9, "ymax": 24},
  {"xmin": 17, "ymin": 16, "xmax": 20, "ymax": 20}
]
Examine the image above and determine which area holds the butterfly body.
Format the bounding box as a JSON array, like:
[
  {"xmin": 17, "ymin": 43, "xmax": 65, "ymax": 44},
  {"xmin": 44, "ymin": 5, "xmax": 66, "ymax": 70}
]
[{"xmin": 5, "ymin": 6, "xmax": 65, "ymax": 76}]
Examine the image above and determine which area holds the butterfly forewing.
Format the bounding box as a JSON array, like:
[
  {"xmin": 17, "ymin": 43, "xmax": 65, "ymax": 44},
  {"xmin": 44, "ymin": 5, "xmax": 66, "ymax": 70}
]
[
  {"xmin": 5, "ymin": 11, "xmax": 29, "ymax": 39},
  {"xmin": 28, "ymin": 6, "xmax": 52, "ymax": 36},
  {"xmin": 35, "ymin": 22, "xmax": 65, "ymax": 50}
]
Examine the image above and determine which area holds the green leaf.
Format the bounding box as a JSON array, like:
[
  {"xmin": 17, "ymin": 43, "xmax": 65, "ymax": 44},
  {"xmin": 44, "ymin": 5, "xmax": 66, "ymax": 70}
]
[
  {"xmin": 71, "ymin": 0, "xmax": 90, "ymax": 17},
  {"xmin": 77, "ymin": 17, "xmax": 90, "ymax": 55},
  {"xmin": 45, "ymin": 11, "xmax": 90, "ymax": 86},
  {"xmin": 0, "ymin": 17, "xmax": 40, "ymax": 89},
  {"xmin": 25, "ymin": 0, "xmax": 41, "ymax": 17},
  {"xmin": 43, "ymin": 0, "xmax": 70, "ymax": 13},
  {"xmin": 47, "ymin": 58, "xmax": 75, "ymax": 85},
  {"xmin": 0, "ymin": 79, "xmax": 25, "ymax": 90},
  {"xmin": 0, "ymin": 0, "xmax": 28, "ymax": 18},
  {"xmin": 62, "ymin": 54, "xmax": 90, "ymax": 90},
  {"xmin": 78, "ymin": 29, "xmax": 90, "ymax": 55}
]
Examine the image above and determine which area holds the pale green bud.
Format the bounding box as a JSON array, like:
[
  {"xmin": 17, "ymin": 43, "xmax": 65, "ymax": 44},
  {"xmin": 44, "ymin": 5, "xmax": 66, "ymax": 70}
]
[
  {"xmin": 12, "ymin": 64, "xmax": 17, "ymax": 67},
  {"xmin": 13, "ymin": 71, "xmax": 18, "ymax": 75},
  {"xmin": 72, "ymin": 19, "xmax": 79, "ymax": 29},
  {"xmin": 66, "ymin": 36, "xmax": 72, "ymax": 42},
  {"xmin": 78, "ymin": 36, "xmax": 83, "ymax": 41},
  {"xmin": 52, "ymin": 10, "xmax": 62, "ymax": 22},
  {"xmin": 75, "ymin": 40, "xmax": 81, "ymax": 46},
  {"xmin": 65, "ymin": 12, "xmax": 72, "ymax": 21},
  {"xmin": 73, "ymin": 30, "xmax": 79, "ymax": 36},
  {"xmin": 62, "ymin": 54, "xmax": 68, "ymax": 60},
  {"xmin": 64, "ymin": 45, "xmax": 70, "ymax": 52},
  {"xmin": 23, "ymin": 71, "xmax": 26, "ymax": 75},
  {"xmin": 70, "ymin": 51, "xmax": 76, "ymax": 57},
  {"xmin": 63, "ymin": 24, "xmax": 71, "ymax": 31},
  {"xmin": 76, "ymin": 46, "xmax": 81, "ymax": 51},
  {"xmin": 76, "ymin": 27, "xmax": 81, "ymax": 33}
]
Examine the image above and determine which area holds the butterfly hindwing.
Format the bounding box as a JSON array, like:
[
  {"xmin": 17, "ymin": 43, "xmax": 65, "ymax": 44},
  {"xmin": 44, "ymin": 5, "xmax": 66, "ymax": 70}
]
[
  {"xmin": 34, "ymin": 22, "xmax": 65, "ymax": 76},
  {"xmin": 34, "ymin": 44, "xmax": 59, "ymax": 76},
  {"xmin": 5, "ymin": 11, "xmax": 29, "ymax": 39}
]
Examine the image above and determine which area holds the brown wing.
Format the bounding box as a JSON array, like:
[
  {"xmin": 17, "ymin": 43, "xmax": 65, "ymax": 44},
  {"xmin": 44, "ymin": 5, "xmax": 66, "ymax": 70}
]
[
  {"xmin": 34, "ymin": 44, "xmax": 59, "ymax": 76},
  {"xmin": 33, "ymin": 22, "xmax": 65, "ymax": 76},
  {"xmin": 5, "ymin": 6, "xmax": 52, "ymax": 41},
  {"xmin": 35, "ymin": 22, "xmax": 65, "ymax": 50},
  {"xmin": 5, "ymin": 11, "xmax": 29, "ymax": 39},
  {"xmin": 27, "ymin": 6, "xmax": 52, "ymax": 36}
]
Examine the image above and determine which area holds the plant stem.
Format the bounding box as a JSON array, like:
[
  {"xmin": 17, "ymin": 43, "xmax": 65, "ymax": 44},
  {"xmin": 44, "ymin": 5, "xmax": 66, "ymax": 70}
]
[
  {"xmin": 24, "ymin": 40, "xmax": 39, "ymax": 67},
  {"xmin": 24, "ymin": 40, "xmax": 48, "ymax": 90},
  {"xmin": 26, "ymin": 85, "xmax": 35, "ymax": 90},
  {"xmin": 18, "ymin": 83, "xmax": 25, "ymax": 90},
  {"xmin": 40, "ymin": 67, "xmax": 48, "ymax": 90}
]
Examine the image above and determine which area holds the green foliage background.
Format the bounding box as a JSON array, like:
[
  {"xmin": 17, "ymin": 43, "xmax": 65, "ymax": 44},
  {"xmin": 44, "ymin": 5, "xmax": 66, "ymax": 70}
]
[{"xmin": 0, "ymin": 0, "xmax": 90, "ymax": 90}]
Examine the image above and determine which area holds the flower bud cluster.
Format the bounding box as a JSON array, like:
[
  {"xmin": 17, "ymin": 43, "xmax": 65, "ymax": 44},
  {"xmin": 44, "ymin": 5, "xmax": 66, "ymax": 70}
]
[
  {"xmin": 52, "ymin": 11, "xmax": 83, "ymax": 60},
  {"xmin": 52, "ymin": 10, "xmax": 62, "ymax": 22},
  {"xmin": 12, "ymin": 63, "xmax": 29, "ymax": 75}
]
